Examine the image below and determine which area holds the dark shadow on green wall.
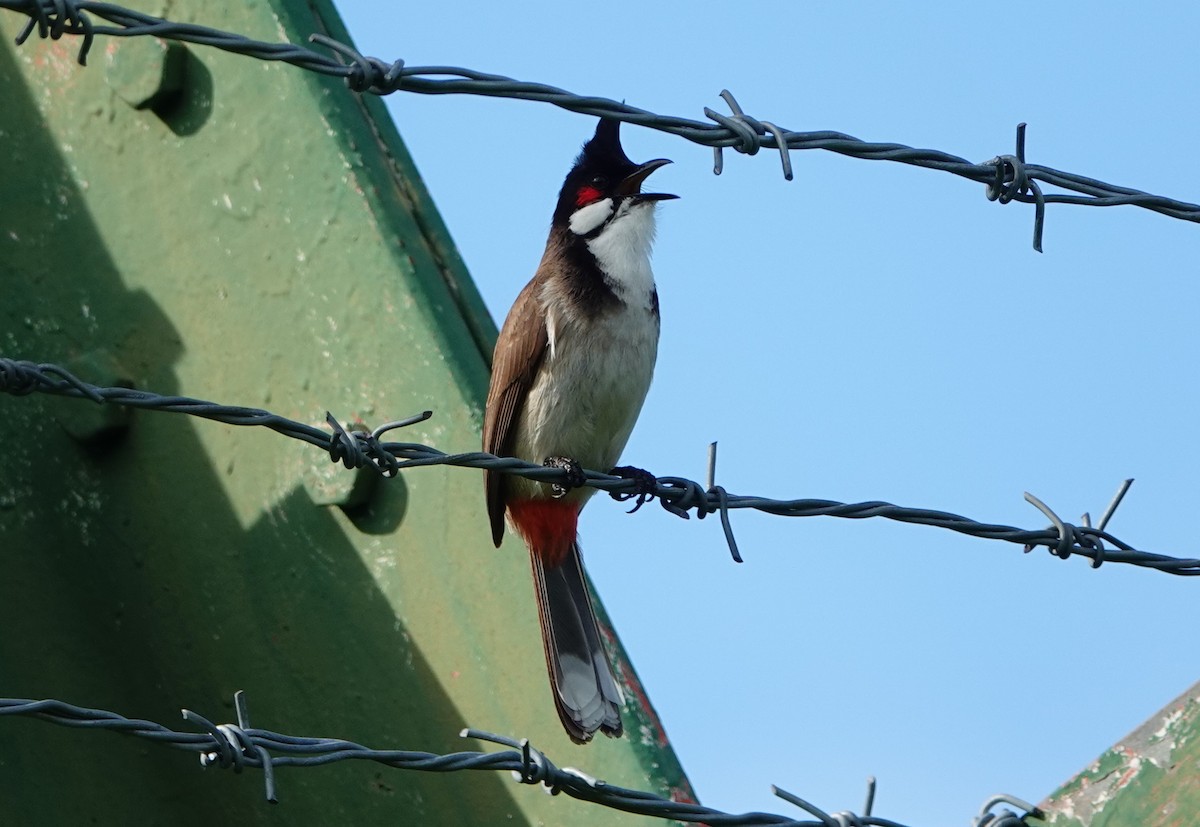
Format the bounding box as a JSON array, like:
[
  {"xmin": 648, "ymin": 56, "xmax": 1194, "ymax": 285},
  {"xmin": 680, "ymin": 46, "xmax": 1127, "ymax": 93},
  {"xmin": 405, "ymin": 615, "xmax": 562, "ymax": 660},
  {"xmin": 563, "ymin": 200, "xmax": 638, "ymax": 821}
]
[{"xmin": 157, "ymin": 48, "xmax": 214, "ymax": 137}]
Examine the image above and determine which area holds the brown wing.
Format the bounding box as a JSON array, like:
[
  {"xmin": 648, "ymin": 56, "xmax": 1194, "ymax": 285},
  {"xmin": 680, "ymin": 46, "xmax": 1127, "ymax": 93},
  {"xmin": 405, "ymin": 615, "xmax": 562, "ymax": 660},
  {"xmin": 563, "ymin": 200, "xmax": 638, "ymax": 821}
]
[{"xmin": 483, "ymin": 276, "xmax": 549, "ymax": 547}]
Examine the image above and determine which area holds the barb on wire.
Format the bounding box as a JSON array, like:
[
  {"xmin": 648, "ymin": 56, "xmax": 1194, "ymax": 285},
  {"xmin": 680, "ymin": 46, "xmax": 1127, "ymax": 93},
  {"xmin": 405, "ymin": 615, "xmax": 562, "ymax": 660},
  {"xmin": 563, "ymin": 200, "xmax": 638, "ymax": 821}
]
[
  {"xmin": 1023, "ymin": 479, "xmax": 1136, "ymax": 570},
  {"xmin": 184, "ymin": 690, "xmax": 278, "ymax": 803},
  {"xmin": 4, "ymin": 356, "xmax": 1198, "ymax": 577},
  {"xmin": 973, "ymin": 794, "xmax": 1044, "ymax": 827},
  {"xmin": 706, "ymin": 441, "xmax": 742, "ymax": 563},
  {"xmin": 985, "ymin": 123, "xmax": 1046, "ymax": 251},
  {"xmin": 0, "ymin": 692, "xmax": 1040, "ymax": 826},
  {"xmin": 6, "ymin": 1, "xmax": 1200, "ymax": 249}
]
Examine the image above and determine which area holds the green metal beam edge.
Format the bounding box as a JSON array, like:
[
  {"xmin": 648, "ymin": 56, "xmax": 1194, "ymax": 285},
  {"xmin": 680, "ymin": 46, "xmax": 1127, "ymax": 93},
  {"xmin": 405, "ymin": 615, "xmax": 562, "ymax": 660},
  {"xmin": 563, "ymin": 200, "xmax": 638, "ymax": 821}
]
[{"xmin": 1028, "ymin": 680, "xmax": 1200, "ymax": 827}]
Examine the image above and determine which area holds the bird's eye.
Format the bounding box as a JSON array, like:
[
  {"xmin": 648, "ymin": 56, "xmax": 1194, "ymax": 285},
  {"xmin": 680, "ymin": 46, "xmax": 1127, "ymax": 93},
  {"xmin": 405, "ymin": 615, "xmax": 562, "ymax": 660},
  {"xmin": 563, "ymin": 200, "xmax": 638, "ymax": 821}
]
[{"xmin": 575, "ymin": 185, "xmax": 603, "ymax": 207}]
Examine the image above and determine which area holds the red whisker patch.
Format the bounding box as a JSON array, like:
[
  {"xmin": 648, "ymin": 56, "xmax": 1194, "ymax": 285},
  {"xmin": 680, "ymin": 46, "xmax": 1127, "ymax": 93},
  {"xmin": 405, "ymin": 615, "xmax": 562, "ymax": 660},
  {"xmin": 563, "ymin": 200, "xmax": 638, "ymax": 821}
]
[{"xmin": 575, "ymin": 185, "xmax": 602, "ymax": 207}]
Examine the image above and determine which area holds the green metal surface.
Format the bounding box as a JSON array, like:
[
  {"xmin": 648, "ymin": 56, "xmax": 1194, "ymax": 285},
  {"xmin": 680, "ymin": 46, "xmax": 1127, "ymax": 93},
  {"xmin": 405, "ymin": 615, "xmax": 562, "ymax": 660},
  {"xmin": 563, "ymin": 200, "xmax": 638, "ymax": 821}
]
[
  {"xmin": 0, "ymin": 1, "xmax": 693, "ymax": 824},
  {"xmin": 1028, "ymin": 681, "xmax": 1200, "ymax": 827}
]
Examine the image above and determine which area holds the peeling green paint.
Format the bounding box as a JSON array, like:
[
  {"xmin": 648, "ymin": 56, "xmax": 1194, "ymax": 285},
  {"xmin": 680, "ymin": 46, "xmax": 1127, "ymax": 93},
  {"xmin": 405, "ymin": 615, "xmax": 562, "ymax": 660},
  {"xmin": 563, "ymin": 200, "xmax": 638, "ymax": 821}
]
[{"xmin": 1030, "ymin": 683, "xmax": 1200, "ymax": 827}]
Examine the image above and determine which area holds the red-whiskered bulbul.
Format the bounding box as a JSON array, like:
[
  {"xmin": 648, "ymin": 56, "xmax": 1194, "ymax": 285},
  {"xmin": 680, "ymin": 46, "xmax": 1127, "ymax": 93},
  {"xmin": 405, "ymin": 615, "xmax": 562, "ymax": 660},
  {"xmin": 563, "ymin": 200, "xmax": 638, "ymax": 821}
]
[{"xmin": 483, "ymin": 118, "xmax": 675, "ymax": 743}]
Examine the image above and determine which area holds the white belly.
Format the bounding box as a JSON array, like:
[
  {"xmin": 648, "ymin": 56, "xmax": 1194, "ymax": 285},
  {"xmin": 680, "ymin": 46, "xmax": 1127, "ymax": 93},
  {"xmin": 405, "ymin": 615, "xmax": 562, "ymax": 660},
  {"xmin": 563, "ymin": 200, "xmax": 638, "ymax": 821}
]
[{"xmin": 510, "ymin": 303, "xmax": 658, "ymax": 503}]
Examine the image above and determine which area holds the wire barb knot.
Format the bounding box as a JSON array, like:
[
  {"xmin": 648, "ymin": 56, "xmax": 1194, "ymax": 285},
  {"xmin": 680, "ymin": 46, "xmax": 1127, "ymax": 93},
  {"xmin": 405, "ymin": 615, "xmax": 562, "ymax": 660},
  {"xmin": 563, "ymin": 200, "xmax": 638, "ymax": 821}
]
[
  {"xmin": 13, "ymin": 0, "xmax": 95, "ymax": 64},
  {"xmin": 640, "ymin": 474, "xmax": 743, "ymax": 563},
  {"xmin": 182, "ymin": 692, "xmax": 278, "ymax": 803},
  {"xmin": 325, "ymin": 413, "xmax": 398, "ymax": 476},
  {"xmin": 973, "ymin": 793, "xmax": 1043, "ymax": 827},
  {"xmin": 203, "ymin": 722, "xmax": 252, "ymax": 771},
  {"xmin": 984, "ymin": 123, "xmax": 1046, "ymax": 251},
  {"xmin": 309, "ymin": 33, "xmax": 404, "ymax": 94},
  {"xmin": 324, "ymin": 412, "xmax": 432, "ymax": 478},
  {"xmin": 704, "ymin": 89, "xmax": 794, "ymax": 180},
  {"xmin": 1022, "ymin": 480, "xmax": 1135, "ymax": 569},
  {"xmin": 516, "ymin": 738, "xmax": 560, "ymax": 791},
  {"xmin": 464, "ymin": 729, "xmax": 568, "ymax": 794}
]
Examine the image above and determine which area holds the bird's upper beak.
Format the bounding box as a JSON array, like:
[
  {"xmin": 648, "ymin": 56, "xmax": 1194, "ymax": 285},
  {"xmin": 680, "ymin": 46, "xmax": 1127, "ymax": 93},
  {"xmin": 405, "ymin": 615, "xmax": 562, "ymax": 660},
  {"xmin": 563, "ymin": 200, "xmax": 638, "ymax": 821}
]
[{"xmin": 618, "ymin": 158, "xmax": 678, "ymax": 202}]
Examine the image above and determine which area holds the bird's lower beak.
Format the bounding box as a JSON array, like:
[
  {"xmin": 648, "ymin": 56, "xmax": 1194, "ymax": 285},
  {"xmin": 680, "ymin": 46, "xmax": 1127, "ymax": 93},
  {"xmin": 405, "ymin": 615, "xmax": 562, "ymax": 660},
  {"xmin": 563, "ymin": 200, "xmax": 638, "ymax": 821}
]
[{"xmin": 618, "ymin": 158, "xmax": 677, "ymax": 201}]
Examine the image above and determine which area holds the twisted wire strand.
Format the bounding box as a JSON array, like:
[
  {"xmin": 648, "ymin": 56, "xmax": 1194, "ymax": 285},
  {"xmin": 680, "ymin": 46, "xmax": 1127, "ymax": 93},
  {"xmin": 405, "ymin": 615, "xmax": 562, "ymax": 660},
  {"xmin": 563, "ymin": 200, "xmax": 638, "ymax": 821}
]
[
  {"xmin": 3, "ymin": 357, "xmax": 1195, "ymax": 575},
  {"xmin": 0, "ymin": 693, "xmax": 1041, "ymax": 826},
  {"xmin": 5, "ymin": 0, "xmax": 1200, "ymax": 249}
]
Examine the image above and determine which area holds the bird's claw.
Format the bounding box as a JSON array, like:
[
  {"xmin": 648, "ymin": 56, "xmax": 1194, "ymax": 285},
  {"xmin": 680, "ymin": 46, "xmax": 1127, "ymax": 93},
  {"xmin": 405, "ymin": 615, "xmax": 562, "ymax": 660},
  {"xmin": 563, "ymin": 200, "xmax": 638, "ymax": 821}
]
[
  {"xmin": 543, "ymin": 456, "xmax": 586, "ymax": 498},
  {"xmin": 609, "ymin": 465, "xmax": 658, "ymax": 513}
]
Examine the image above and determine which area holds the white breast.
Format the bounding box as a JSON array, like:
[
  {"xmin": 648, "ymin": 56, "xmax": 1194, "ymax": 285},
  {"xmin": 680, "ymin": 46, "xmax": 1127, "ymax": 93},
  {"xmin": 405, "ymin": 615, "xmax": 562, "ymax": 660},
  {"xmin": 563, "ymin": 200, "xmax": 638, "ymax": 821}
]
[
  {"xmin": 585, "ymin": 200, "xmax": 658, "ymax": 311},
  {"xmin": 509, "ymin": 201, "xmax": 662, "ymax": 502}
]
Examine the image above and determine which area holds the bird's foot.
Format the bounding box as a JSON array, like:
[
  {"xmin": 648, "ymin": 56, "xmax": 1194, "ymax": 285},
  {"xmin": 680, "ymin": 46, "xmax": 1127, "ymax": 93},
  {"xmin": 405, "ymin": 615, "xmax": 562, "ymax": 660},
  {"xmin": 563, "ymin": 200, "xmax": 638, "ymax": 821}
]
[
  {"xmin": 609, "ymin": 465, "xmax": 658, "ymax": 513},
  {"xmin": 543, "ymin": 456, "xmax": 586, "ymax": 499}
]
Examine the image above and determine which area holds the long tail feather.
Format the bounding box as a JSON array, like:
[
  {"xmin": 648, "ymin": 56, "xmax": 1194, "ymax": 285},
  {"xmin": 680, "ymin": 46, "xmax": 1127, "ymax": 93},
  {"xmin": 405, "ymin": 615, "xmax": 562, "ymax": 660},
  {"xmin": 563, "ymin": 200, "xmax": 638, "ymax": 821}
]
[{"xmin": 529, "ymin": 541, "xmax": 623, "ymax": 742}]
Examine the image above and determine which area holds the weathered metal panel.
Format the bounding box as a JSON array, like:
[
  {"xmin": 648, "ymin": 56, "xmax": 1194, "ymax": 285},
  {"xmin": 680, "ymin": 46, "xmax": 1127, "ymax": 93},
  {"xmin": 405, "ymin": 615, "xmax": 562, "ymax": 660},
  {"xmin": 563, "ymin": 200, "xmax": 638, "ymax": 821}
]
[
  {"xmin": 0, "ymin": 1, "xmax": 692, "ymax": 824},
  {"xmin": 1029, "ymin": 682, "xmax": 1200, "ymax": 827}
]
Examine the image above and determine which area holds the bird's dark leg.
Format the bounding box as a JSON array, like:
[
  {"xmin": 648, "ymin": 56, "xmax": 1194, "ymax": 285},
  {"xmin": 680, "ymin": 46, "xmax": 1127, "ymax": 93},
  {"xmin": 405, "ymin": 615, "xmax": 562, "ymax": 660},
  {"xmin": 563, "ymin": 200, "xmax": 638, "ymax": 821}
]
[
  {"xmin": 609, "ymin": 465, "xmax": 658, "ymax": 513},
  {"xmin": 543, "ymin": 456, "xmax": 586, "ymax": 498}
]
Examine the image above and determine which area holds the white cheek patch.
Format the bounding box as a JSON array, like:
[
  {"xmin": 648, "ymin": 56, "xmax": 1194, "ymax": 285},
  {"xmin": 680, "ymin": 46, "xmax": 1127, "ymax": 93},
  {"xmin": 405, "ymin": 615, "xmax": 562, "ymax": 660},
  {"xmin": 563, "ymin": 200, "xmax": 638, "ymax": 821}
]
[{"xmin": 568, "ymin": 198, "xmax": 615, "ymax": 236}]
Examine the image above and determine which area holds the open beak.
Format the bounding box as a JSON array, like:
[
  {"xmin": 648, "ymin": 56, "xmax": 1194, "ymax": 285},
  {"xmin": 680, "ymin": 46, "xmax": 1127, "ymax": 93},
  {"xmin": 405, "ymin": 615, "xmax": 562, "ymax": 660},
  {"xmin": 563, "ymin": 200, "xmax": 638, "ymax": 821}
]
[{"xmin": 618, "ymin": 158, "xmax": 678, "ymax": 201}]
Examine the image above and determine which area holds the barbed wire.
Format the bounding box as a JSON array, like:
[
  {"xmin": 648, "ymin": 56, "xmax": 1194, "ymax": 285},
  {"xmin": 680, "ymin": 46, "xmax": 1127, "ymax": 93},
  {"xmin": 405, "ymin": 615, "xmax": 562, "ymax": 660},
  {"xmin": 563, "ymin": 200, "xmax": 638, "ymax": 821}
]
[
  {"xmin": 0, "ymin": 7, "xmax": 1169, "ymax": 823},
  {"xmin": 0, "ymin": 691, "xmax": 1039, "ymax": 826},
  {"xmin": 3, "ymin": 356, "xmax": 1196, "ymax": 577},
  {"xmin": 6, "ymin": 0, "xmax": 1200, "ymax": 250}
]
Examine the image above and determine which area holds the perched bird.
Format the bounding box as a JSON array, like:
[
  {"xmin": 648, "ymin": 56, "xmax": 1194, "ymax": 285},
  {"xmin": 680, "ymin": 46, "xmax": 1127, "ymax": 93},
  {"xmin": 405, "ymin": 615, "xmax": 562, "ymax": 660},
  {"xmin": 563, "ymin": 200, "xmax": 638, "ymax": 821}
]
[{"xmin": 483, "ymin": 118, "xmax": 675, "ymax": 742}]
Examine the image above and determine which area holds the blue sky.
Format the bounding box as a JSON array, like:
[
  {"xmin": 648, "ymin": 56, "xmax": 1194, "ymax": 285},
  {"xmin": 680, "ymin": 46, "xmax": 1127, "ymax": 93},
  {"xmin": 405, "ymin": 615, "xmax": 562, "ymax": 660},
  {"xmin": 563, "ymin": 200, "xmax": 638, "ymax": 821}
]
[{"xmin": 337, "ymin": 3, "xmax": 1200, "ymax": 824}]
